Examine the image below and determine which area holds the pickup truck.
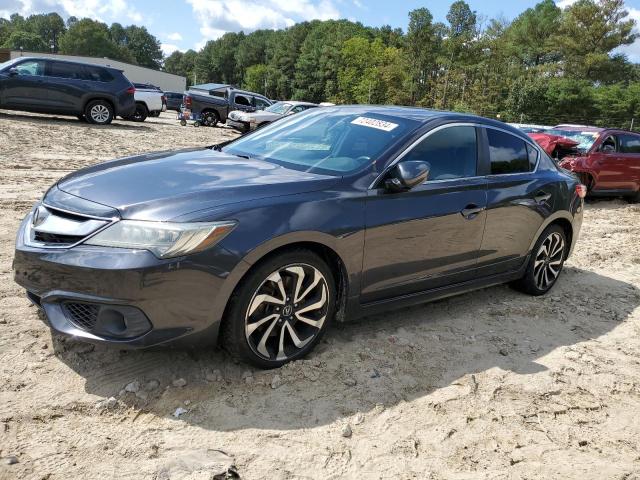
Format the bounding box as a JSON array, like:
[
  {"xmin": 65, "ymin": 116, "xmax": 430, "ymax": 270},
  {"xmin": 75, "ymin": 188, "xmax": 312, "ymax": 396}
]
[
  {"xmin": 181, "ymin": 83, "xmax": 272, "ymax": 127},
  {"xmin": 124, "ymin": 83, "xmax": 165, "ymax": 122}
]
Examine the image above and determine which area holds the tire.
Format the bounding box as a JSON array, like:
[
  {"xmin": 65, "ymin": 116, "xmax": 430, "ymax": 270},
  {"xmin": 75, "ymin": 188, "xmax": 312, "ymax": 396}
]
[
  {"xmin": 131, "ymin": 103, "xmax": 148, "ymax": 122},
  {"xmin": 512, "ymin": 224, "xmax": 567, "ymax": 296},
  {"xmin": 193, "ymin": 121, "xmax": 200, "ymax": 127},
  {"xmin": 202, "ymin": 110, "xmax": 219, "ymax": 127},
  {"xmin": 84, "ymin": 100, "xmax": 114, "ymax": 125},
  {"xmin": 180, "ymin": 119, "xmax": 187, "ymax": 126},
  {"xmin": 628, "ymin": 189, "xmax": 640, "ymax": 203},
  {"xmin": 221, "ymin": 249, "xmax": 336, "ymax": 368},
  {"xmin": 148, "ymin": 111, "xmax": 161, "ymax": 117}
]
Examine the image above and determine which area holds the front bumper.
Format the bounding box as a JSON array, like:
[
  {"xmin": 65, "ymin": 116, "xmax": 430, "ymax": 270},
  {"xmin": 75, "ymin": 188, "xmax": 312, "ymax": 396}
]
[
  {"xmin": 13, "ymin": 215, "xmax": 241, "ymax": 347},
  {"xmin": 226, "ymin": 119, "xmax": 249, "ymax": 132}
]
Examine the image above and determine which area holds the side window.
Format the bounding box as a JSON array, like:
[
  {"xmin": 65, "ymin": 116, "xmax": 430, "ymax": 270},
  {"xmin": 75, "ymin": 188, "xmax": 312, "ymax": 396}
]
[
  {"xmin": 600, "ymin": 135, "xmax": 618, "ymax": 153},
  {"xmin": 82, "ymin": 66, "xmax": 113, "ymax": 82},
  {"xmin": 619, "ymin": 134, "xmax": 640, "ymax": 154},
  {"xmin": 487, "ymin": 129, "xmax": 530, "ymax": 174},
  {"xmin": 291, "ymin": 105, "xmax": 306, "ymax": 113},
  {"xmin": 234, "ymin": 95, "xmax": 251, "ymax": 107},
  {"xmin": 526, "ymin": 144, "xmax": 539, "ymax": 170},
  {"xmin": 403, "ymin": 126, "xmax": 477, "ymax": 181},
  {"xmin": 15, "ymin": 60, "xmax": 45, "ymax": 76},
  {"xmin": 48, "ymin": 62, "xmax": 82, "ymax": 79},
  {"xmin": 255, "ymin": 98, "xmax": 270, "ymax": 110}
]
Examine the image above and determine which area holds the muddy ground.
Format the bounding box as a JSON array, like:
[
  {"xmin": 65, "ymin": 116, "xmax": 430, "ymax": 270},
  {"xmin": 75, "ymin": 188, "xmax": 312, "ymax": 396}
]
[{"xmin": 0, "ymin": 110, "xmax": 639, "ymax": 480}]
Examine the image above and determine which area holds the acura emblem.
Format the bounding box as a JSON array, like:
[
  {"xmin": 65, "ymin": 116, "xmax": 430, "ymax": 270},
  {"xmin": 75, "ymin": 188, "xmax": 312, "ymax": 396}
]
[{"xmin": 32, "ymin": 205, "xmax": 49, "ymax": 227}]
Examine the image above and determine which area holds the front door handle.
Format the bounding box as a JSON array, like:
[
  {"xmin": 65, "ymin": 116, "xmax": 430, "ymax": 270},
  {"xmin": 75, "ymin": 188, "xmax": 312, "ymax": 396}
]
[
  {"xmin": 461, "ymin": 204, "xmax": 485, "ymax": 219},
  {"xmin": 534, "ymin": 191, "xmax": 552, "ymax": 203}
]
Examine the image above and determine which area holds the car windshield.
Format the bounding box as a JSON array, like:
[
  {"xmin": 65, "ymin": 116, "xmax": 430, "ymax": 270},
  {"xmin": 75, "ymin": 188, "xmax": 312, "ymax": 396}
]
[
  {"xmin": 0, "ymin": 58, "xmax": 20, "ymax": 71},
  {"xmin": 546, "ymin": 129, "xmax": 600, "ymax": 151},
  {"xmin": 265, "ymin": 102, "xmax": 292, "ymax": 114},
  {"xmin": 223, "ymin": 108, "xmax": 418, "ymax": 176}
]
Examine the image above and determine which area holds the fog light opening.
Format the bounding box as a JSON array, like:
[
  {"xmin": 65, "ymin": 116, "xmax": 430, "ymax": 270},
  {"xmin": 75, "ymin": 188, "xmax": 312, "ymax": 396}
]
[{"xmin": 99, "ymin": 309, "xmax": 127, "ymax": 336}]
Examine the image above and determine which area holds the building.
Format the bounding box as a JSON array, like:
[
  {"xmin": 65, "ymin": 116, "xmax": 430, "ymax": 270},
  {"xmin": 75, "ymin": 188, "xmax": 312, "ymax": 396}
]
[{"xmin": 0, "ymin": 49, "xmax": 186, "ymax": 92}]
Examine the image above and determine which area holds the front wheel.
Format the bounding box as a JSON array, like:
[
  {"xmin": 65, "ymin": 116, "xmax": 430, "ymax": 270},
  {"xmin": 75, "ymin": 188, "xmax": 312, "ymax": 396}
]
[
  {"xmin": 221, "ymin": 250, "xmax": 336, "ymax": 368},
  {"xmin": 512, "ymin": 225, "xmax": 567, "ymax": 296},
  {"xmin": 84, "ymin": 100, "xmax": 114, "ymax": 125}
]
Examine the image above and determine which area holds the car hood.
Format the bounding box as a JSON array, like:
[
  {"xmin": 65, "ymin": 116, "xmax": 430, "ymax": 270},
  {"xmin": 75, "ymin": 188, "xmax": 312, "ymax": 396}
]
[{"xmin": 56, "ymin": 148, "xmax": 338, "ymax": 221}]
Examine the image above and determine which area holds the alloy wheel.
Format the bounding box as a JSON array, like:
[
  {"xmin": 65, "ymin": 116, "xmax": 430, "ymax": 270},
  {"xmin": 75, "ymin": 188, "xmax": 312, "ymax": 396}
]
[
  {"xmin": 244, "ymin": 263, "xmax": 329, "ymax": 362},
  {"xmin": 533, "ymin": 232, "xmax": 565, "ymax": 290},
  {"xmin": 90, "ymin": 104, "xmax": 110, "ymax": 124}
]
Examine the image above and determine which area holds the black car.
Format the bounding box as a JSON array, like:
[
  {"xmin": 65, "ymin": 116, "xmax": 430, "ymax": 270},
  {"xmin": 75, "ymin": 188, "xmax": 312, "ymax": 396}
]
[
  {"xmin": 13, "ymin": 107, "xmax": 584, "ymax": 368},
  {"xmin": 164, "ymin": 91, "xmax": 184, "ymax": 112},
  {"xmin": 0, "ymin": 57, "xmax": 136, "ymax": 125}
]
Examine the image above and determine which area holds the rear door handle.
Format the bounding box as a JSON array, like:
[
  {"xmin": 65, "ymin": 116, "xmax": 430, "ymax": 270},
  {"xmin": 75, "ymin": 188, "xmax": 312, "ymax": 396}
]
[
  {"xmin": 461, "ymin": 204, "xmax": 485, "ymax": 219},
  {"xmin": 534, "ymin": 191, "xmax": 552, "ymax": 203}
]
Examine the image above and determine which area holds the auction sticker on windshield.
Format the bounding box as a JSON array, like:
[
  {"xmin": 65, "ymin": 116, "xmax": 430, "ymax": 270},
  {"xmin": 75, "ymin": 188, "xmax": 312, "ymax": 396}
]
[{"xmin": 351, "ymin": 117, "xmax": 399, "ymax": 132}]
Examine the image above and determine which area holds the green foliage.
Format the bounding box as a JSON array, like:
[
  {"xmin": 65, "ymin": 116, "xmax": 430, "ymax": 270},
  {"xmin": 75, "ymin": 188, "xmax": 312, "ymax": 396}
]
[{"xmin": 2, "ymin": 1, "xmax": 640, "ymax": 129}]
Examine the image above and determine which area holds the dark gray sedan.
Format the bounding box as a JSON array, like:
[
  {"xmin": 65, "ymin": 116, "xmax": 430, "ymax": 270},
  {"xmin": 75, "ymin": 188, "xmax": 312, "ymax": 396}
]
[{"xmin": 13, "ymin": 106, "xmax": 584, "ymax": 367}]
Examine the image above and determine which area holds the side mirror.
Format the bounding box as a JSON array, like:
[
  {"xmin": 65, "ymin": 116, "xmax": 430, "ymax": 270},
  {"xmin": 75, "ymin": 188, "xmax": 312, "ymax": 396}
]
[
  {"xmin": 8, "ymin": 67, "xmax": 18, "ymax": 76},
  {"xmin": 384, "ymin": 160, "xmax": 430, "ymax": 193},
  {"xmin": 601, "ymin": 144, "xmax": 615, "ymax": 153}
]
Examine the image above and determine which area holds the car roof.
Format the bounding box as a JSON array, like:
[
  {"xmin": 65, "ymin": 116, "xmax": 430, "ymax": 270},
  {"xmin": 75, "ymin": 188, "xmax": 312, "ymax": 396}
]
[
  {"xmin": 14, "ymin": 56, "xmax": 121, "ymax": 73},
  {"xmin": 276, "ymin": 101, "xmax": 317, "ymax": 106},
  {"xmin": 553, "ymin": 124, "xmax": 604, "ymax": 133},
  {"xmin": 323, "ymin": 105, "xmax": 528, "ymax": 135}
]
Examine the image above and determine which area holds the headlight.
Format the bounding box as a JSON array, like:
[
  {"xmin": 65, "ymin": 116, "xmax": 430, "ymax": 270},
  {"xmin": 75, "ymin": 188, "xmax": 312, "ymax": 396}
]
[{"xmin": 84, "ymin": 220, "xmax": 237, "ymax": 258}]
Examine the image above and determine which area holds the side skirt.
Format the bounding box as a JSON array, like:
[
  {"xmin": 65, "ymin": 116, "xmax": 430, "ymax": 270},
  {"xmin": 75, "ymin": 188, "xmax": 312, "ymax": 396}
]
[{"xmin": 346, "ymin": 257, "xmax": 529, "ymax": 321}]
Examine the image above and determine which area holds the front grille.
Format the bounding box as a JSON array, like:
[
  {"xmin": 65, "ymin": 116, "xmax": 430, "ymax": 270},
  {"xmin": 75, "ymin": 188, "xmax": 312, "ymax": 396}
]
[
  {"xmin": 63, "ymin": 302, "xmax": 99, "ymax": 331},
  {"xmin": 34, "ymin": 232, "xmax": 85, "ymax": 244},
  {"xmin": 26, "ymin": 204, "xmax": 111, "ymax": 248}
]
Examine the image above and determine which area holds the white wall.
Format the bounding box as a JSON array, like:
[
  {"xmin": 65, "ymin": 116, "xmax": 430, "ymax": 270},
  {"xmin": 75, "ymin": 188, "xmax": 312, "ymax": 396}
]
[{"xmin": 10, "ymin": 51, "xmax": 186, "ymax": 92}]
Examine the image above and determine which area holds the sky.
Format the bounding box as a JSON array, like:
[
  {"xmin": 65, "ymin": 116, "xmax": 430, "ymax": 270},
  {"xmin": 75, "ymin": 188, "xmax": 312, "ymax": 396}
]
[{"xmin": 1, "ymin": 0, "xmax": 640, "ymax": 60}]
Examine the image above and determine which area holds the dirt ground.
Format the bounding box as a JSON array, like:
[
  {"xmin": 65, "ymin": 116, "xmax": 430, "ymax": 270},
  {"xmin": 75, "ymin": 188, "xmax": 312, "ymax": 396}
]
[{"xmin": 0, "ymin": 110, "xmax": 639, "ymax": 480}]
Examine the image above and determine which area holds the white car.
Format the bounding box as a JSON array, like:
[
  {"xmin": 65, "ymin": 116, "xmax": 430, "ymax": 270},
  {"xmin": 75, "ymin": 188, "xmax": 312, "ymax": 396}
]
[
  {"xmin": 226, "ymin": 101, "xmax": 317, "ymax": 132},
  {"xmin": 125, "ymin": 84, "xmax": 165, "ymax": 122}
]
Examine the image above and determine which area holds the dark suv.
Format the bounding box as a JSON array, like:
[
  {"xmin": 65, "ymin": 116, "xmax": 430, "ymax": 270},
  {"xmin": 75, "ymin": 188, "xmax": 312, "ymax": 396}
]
[{"xmin": 0, "ymin": 57, "xmax": 136, "ymax": 125}]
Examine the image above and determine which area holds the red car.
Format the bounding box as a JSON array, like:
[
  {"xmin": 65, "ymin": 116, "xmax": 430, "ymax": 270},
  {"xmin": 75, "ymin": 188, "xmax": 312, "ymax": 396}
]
[{"xmin": 555, "ymin": 126, "xmax": 640, "ymax": 202}]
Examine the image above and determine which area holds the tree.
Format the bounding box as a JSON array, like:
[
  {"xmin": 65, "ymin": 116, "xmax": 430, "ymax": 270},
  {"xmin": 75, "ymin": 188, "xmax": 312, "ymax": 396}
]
[
  {"xmin": 2, "ymin": 30, "xmax": 47, "ymax": 51},
  {"xmin": 59, "ymin": 18, "xmax": 133, "ymax": 63},
  {"xmin": 406, "ymin": 8, "xmax": 440, "ymax": 104},
  {"xmin": 120, "ymin": 25, "xmax": 163, "ymax": 69},
  {"xmin": 447, "ymin": 1, "xmax": 477, "ymax": 39},
  {"xmin": 26, "ymin": 13, "xmax": 66, "ymax": 52},
  {"xmin": 505, "ymin": 0, "xmax": 562, "ymax": 67},
  {"xmin": 559, "ymin": 0, "xmax": 637, "ymax": 80}
]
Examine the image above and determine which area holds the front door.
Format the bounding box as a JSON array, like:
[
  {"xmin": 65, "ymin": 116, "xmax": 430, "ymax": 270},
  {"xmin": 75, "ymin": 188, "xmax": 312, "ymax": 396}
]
[
  {"xmin": 362, "ymin": 125, "xmax": 487, "ymax": 303},
  {"xmin": 1, "ymin": 59, "xmax": 48, "ymax": 109}
]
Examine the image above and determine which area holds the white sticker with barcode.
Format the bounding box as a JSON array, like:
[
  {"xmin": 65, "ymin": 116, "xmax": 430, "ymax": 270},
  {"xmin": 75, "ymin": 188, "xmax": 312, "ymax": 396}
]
[{"xmin": 351, "ymin": 116, "xmax": 399, "ymax": 132}]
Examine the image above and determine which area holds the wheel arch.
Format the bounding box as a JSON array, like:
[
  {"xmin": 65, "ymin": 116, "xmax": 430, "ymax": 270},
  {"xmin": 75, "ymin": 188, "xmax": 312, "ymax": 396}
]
[
  {"xmin": 214, "ymin": 235, "xmax": 351, "ymax": 343},
  {"xmin": 528, "ymin": 212, "xmax": 574, "ymax": 260}
]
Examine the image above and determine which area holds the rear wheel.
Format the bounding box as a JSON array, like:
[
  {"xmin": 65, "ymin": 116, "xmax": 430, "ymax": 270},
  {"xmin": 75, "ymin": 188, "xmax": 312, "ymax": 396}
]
[
  {"xmin": 202, "ymin": 110, "xmax": 219, "ymax": 127},
  {"xmin": 84, "ymin": 100, "xmax": 114, "ymax": 125},
  {"xmin": 221, "ymin": 250, "xmax": 336, "ymax": 368},
  {"xmin": 131, "ymin": 103, "xmax": 148, "ymax": 122},
  {"xmin": 512, "ymin": 225, "xmax": 567, "ymax": 296}
]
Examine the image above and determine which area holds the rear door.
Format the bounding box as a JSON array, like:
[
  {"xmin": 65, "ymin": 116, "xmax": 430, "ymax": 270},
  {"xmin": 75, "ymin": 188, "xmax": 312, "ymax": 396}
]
[
  {"xmin": 613, "ymin": 133, "xmax": 640, "ymax": 192},
  {"xmin": 478, "ymin": 127, "xmax": 551, "ymax": 277},
  {"xmin": 362, "ymin": 124, "xmax": 488, "ymax": 303},
  {"xmin": 42, "ymin": 61, "xmax": 87, "ymax": 111},
  {"xmin": 1, "ymin": 59, "xmax": 48, "ymax": 108}
]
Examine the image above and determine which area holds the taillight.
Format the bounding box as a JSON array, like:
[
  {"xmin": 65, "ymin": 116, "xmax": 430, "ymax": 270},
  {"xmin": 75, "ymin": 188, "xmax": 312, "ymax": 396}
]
[
  {"xmin": 184, "ymin": 95, "xmax": 192, "ymax": 108},
  {"xmin": 576, "ymin": 184, "xmax": 587, "ymax": 199},
  {"xmin": 126, "ymin": 86, "xmax": 135, "ymax": 95}
]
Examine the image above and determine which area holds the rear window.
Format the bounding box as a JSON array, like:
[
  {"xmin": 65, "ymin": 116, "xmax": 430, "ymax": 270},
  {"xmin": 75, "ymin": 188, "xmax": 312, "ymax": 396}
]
[
  {"xmin": 619, "ymin": 134, "xmax": 640, "ymax": 154},
  {"xmin": 488, "ymin": 129, "xmax": 531, "ymax": 174}
]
